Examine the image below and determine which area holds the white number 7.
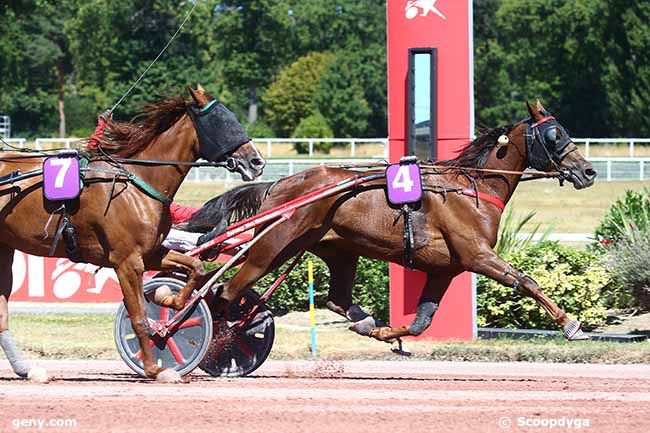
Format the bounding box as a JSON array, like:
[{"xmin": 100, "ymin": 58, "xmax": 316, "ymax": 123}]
[
  {"xmin": 50, "ymin": 158, "xmax": 72, "ymax": 188},
  {"xmin": 392, "ymin": 165, "xmax": 414, "ymax": 192}
]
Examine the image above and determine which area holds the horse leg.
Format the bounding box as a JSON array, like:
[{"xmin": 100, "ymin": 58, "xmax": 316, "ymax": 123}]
[
  {"xmin": 115, "ymin": 255, "xmax": 181, "ymax": 382},
  {"xmin": 368, "ymin": 273, "xmax": 451, "ymax": 342},
  {"xmin": 311, "ymin": 245, "xmax": 386, "ymax": 336},
  {"xmin": 214, "ymin": 220, "xmax": 319, "ymax": 313},
  {"xmin": 466, "ymin": 247, "xmax": 585, "ymax": 340},
  {"xmin": 146, "ymin": 250, "xmax": 206, "ymax": 310},
  {"xmin": 0, "ymin": 246, "xmax": 47, "ymax": 381}
]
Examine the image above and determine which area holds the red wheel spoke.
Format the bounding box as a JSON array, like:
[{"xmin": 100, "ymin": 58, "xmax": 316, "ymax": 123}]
[
  {"xmin": 177, "ymin": 317, "xmax": 202, "ymax": 330},
  {"xmin": 234, "ymin": 335, "xmax": 254, "ymax": 358},
  {"xmin": 166, "ymin": 337, "xmax": 185, "ymax": 364},
  {"xmin": 136, "ymin": 339, "xmax": 155, "ymax": 360}
]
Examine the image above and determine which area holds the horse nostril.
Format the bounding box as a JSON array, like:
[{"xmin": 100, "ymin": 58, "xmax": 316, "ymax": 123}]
[
  {"xmin": 251, "ymin": 158, "xmax": 265, "ymax": 169},
  {"xmin": 585, "ymin": 168, "xmax": 597, "ymax": 179}
]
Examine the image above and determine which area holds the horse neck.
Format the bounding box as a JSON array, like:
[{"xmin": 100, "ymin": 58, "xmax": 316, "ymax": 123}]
[
  {"xmin": 479, "ymin": 124, "xmax": 528, "ymax": 206},
  {"xmin": 131, "ymin": 114, "xmax": 199, "ymax": 200}
]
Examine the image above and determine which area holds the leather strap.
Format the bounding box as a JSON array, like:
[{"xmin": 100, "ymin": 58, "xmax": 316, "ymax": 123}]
[
  {"xmin": 124, "ymin": 171, "xmax": 172, "ymax": 205},
  {"xmin": 462, "ymin": 189, "xmax": 506, "ymax": 210}
]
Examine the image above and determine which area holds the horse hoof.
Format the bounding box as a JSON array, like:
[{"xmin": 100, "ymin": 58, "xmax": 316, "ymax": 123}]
[
  {"xmin": 156, "ymin": 369, "xmax": 182, "ymax": 383},
  {"xmin": 27, "ymin": 367, "xmax": 49, "ymax": 383},
  {"xmin": 391, "ymin": 340, "xmax": 412, "ymax": 357},
  {"xmin": 150, "ymin": 285, "xmax": 174, "ymax": 305},
  {"xmin": 349, "ymin": 316, "xmax": 377, "ymax": 336},
  {"xmin": 564, "ymin": 320, "xmax": 590, "ymax": 341}
]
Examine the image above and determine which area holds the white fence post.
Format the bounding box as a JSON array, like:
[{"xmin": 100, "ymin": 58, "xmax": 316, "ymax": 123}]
[
  {"xmin": 585, "ymin": 140, "xmax": 590, "ymax": 159},
  {"xmin": 308, "ymin": 140, "xmax": 314, "ymax": 157},
  {"xmin": 641, "ymin": 160, "xmax": 645, "ymax": 181},
  {"xmin": 266, "ymin": 139, "xmax": 272, "ymax": 158},
  {"xmin": 606, "ymin": 160, "xmax": 612, "ymax": 181},
  {"xmin": 289, "ymin": 161, "xmax": 294, "ymax": 175},
  {"xmin": 630, "ymin": 140, "xmax": 635, "ymax": 158},
  {"xmin": 351, "ymin": 140, "xmax": 356, "ymax": 157}
]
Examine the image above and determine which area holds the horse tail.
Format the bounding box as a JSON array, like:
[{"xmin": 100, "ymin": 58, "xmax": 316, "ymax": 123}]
[{"xmin": 182, "ymin": 182, "xmax": 273, "ymax": 233}]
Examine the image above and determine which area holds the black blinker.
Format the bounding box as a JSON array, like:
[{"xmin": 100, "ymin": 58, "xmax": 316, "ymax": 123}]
[{"xmin": 545, "ymin": 128, "xmax": 557, "ymax": 144}]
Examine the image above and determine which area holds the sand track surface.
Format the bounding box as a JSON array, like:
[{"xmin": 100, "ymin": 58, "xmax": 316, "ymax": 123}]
[{"xmin": 1, "ymin": 360, "xmax": 649, "ymax": 433}]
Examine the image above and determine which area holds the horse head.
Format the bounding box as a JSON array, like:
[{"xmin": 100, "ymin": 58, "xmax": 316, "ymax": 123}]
[
  {"xmin": 522, "ymin": 100, "xmax": 597, "ymax": 189},
  {"xmin": 187, "ymin": 85, "xmax": 265, "ymax": 181}
]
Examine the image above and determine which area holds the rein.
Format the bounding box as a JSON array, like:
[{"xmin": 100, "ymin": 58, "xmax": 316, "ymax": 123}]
[{"xmin": 418, "ymin": 163, "xmax": 564, "ymax": 180}]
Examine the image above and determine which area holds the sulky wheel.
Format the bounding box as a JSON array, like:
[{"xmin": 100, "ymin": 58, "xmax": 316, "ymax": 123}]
[
  {"xmin": 114, "ymin": 277, "xmax": 213, "ymax": 377},
  {"xmin": 199, "ymin": 289, "xmax": 275, "ymax": 377}
]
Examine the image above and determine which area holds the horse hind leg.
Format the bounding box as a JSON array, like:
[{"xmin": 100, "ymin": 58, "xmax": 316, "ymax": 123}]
[
  {"xmin": 310, "ymin": 246, "xmax": 387, "ymax": 337},
  {"xmin": 0, "ymin": 246, "xmax": 48, "ymax": 382},
  {"xmin": 369, "ymin": 273, "xmax": 450, "ymax": 343}
]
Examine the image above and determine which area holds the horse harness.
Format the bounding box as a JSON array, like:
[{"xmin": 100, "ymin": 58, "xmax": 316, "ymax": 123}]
[{"xmin": 381, "ymin": 115, "xmax": 575, "ymax": 269}]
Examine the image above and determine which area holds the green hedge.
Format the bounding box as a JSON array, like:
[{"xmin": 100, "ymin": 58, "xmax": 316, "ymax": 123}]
[
  {"xmin": 214, "ymin": 253, "xmax": 390, "ymax": 322},
  {"xmin": 210, "ymin": 244, "xmax": 609, "ymax": 330},
  {"xmin": 477, "ymin": 241, "xmax": 609, "ymax": 330},
  {"xmin": 594, "ymin": 187, "xmax": 650, "ymax": 245}
]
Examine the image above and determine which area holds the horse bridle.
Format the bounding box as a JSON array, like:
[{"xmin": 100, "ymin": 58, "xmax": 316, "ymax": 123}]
[{"xmin": 525, "ymin": 114, "xmax": 578, "ymax": 179}]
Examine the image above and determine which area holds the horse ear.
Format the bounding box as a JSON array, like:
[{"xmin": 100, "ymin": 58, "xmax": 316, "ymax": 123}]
[
  {"xmin": 536, "ymin": 99, "xmax": 546, "ymax": 113},
  {"xmin": 197, "ymin": 83, "xmax": 206, "ymax": 93},
  {"xmin": 188, "ymin": 86, "xmax": 209, "ymax": 107},
  {"xmin": 526, "ymin": 100, "xmax": 537, "ymax": 118}
]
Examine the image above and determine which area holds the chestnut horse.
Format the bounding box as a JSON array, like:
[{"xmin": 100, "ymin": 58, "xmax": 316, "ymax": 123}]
[
  {"xmin": 0, "ymin": 86, "xmax": 264, "ymax": 382},
  {"xmin": 187, "ymin": 101, "xmax": 597, "ymax": 344}
]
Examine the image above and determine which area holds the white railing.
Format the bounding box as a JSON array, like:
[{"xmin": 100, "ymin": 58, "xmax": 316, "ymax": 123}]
[
  {"xmin": 189, "ymin": 158, "xmax": 380, "ymax": 183},
  {"xmin": 573, "ymin": 138, "xmax": 650, "ymax": 158},
  {"xmin": 186, "ymin": 157, "xmax": 650, "ymax": 183},
  {"xmin": 34, "ymin": 138, "xmax": 82, "ymax": 150},
  {"xmin": 4, "ymin": 137, "xmax": 650, "ymax": 180},
  {"xmin": 251, "ymin": 138, "xmax": 389, "ymax": 158},
  {"xmin": 0, "ymin": 115, "xmax": 10, "ymax": 138},
  {"xmin": 589, "ymin": 157, "xmax": 650, "ymax": 181},
  {"xmin": 0, "ymin": 138, "xmax": 26, "ymax": 149},
  {"xmin": 9, "ymin": 137, "xmax": 650, "ymax": 159}
]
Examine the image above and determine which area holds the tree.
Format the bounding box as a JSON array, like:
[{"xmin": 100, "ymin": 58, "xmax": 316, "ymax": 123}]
[
  {"xmin": 0, "ymin": 0, "xmax": 76, "ymax": 137},
  {"xmin": 473, "ymin": 0, "xmax": 650, "ymax": 137},
  {"xmin": 66, "ymin": 0, "xmax": 224, "ymax": 120},
  {"xmin": 263, "ymin": 52, "xmax": 334, "ymax": 137},
  {"xmin": 211, "ymin": 1, "xmax": 295, "ymax": 123},
  {"xmin": 314, "ymin": 50, "xmax": 371, "ymax": 137}
]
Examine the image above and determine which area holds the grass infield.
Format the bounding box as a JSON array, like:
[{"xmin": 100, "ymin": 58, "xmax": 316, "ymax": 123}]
[{"xmin": 4, "ymin": 313, "xmax": 649, "ymax": 364}]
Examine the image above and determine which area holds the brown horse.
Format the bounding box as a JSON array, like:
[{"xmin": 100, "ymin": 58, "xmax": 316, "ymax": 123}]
[
  {"xmin": 186, "ymin": 101, "xmax": 597, "ymax": 344},
  {"xmin": 0, "ymin": 86, "xmax": 264, "ymax": 381}
]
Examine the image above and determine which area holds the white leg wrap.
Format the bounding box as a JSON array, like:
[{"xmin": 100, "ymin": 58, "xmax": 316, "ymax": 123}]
[{"xmin": 0, "ymin": 330, "xmax": 31, "ymax": 378}]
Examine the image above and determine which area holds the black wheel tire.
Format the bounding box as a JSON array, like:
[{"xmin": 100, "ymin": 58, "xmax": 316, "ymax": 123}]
[
  {"xmin": 199, "ymin": 290, "xmax": 275, "ymax": 377},
  {"xmin": 114, "ymin": 277, "xmax": 213, "ymax": 377}
]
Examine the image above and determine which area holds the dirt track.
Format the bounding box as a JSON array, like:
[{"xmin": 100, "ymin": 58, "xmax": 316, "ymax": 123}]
[{"xmin": 1, "ymin": 360, "xmax": 649, "ymax": 433}]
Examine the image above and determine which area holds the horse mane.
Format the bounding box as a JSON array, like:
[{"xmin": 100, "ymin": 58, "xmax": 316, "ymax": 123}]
[
  {"xmin": 89, "ymin": 96, "xmax": 192, "ymax": 158},
  {"xmin": 437, "ymin": 124, "xmax": 513, "ymax": 168}
]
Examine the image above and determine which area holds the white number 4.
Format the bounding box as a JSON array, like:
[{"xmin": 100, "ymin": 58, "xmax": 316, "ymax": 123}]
[
  {"xmin": 392, "ymin": 165, "xmax": 414, "ymax": 193},
  {"xmin": 51, "ymin": 158, "xmax": 72, "ymax": 188}
]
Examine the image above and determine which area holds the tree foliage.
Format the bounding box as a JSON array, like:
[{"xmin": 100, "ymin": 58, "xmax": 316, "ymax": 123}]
[
  {"xmin": 263, "ymin": 52, "xmax": 334, "ymax": 137},
  {"xmin": 1, "ymin": 0, "xmax": 649, "ymax": 138}
]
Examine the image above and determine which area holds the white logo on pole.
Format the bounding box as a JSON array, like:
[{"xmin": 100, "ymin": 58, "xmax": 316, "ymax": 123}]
[{"xmin": 405, "ymin": 0, "xmax": 447, "ymax": 20}]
